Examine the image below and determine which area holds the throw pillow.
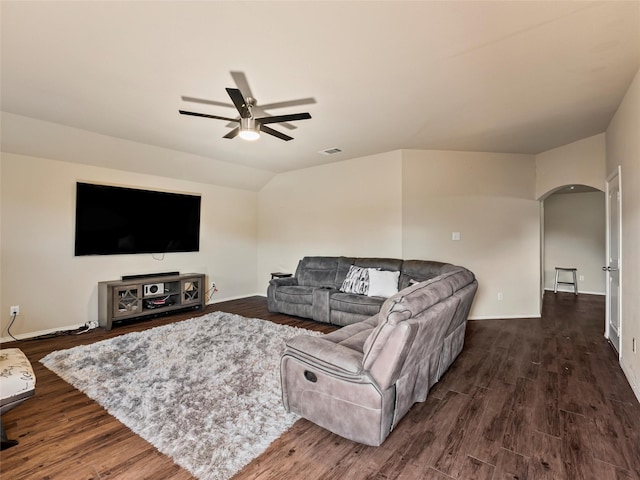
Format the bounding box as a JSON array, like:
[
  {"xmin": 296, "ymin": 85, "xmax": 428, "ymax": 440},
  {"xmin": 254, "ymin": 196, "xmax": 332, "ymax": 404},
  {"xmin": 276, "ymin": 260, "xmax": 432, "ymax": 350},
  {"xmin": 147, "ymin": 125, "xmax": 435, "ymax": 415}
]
[
  {"xmin": 367, "ymin": 269, "xmax": 400, "ymax": 298},
  {"xmin": 340, "ymin": 265, "xmax": 371, "ymax": 295}
]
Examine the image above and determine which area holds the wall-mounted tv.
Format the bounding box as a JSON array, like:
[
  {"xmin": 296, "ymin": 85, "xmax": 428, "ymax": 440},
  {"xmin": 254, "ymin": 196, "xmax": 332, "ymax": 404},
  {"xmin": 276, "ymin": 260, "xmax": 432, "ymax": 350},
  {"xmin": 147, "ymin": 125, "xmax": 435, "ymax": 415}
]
[{"xmin": 74, "ymin": 182, "xmax": 201, "ymax": 256}]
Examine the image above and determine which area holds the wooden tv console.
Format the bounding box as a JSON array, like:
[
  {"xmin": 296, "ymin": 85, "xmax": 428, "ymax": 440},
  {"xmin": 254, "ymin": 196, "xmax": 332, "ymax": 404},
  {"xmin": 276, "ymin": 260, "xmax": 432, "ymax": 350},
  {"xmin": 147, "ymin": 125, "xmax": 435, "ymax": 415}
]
[{"xmin": 98, "ymin": 273, "xmax": 206, "ymax": 330}]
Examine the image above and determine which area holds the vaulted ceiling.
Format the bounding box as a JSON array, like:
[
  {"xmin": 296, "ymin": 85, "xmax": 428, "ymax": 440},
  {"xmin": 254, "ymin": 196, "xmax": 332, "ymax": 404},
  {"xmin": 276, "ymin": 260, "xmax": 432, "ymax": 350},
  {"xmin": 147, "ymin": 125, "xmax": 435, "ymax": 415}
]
[{"xmin": 2, "ymin": 1, "xmax": 639, "ymax": 187}]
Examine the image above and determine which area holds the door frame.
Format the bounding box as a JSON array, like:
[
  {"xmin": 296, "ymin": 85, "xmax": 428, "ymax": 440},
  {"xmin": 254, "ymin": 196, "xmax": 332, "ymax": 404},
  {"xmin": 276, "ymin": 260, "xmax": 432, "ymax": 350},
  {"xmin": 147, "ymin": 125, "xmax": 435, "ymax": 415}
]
[{"xmin": 604, "ymin": 165, "xmax": 622, "ymax": 357}]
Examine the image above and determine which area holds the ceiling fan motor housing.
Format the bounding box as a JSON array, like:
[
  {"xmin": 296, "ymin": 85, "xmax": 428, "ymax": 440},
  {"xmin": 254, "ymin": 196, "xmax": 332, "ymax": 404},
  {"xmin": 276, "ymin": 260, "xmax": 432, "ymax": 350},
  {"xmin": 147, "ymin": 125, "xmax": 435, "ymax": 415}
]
[{"xmin": 239, "ymin": 117, "xmax": 260, "ymax": 140}]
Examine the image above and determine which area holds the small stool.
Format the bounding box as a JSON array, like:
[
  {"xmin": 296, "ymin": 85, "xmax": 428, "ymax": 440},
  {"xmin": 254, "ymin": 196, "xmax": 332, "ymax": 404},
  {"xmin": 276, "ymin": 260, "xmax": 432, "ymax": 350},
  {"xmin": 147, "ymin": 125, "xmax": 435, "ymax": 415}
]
[
  {"xmin": 1, "ymin": 348, "xmax": 36, "ymax": 450},
  {"xmin": 554, "ymin": 267, "xmax": 578, "ymax": 295}
]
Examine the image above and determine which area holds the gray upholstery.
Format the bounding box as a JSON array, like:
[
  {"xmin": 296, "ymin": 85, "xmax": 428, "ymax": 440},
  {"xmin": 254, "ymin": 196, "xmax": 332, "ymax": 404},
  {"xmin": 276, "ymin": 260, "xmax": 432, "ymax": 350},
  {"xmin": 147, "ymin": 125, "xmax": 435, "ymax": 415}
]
[
  {"xmin": 280, "ymin": 267, "xmax": 477, "ymax": 446},
  {"xmin": 268, "ymin": 256, "xmax": 457, "ymax": 326}
]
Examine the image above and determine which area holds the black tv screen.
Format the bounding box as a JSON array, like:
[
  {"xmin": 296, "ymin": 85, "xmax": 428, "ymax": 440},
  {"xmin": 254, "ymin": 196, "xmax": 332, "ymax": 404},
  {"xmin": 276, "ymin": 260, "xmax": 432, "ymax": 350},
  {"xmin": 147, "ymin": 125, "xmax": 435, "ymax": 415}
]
[{"xmin": 74, "ymin": 182, "xmax": 201, "ymax": 256}]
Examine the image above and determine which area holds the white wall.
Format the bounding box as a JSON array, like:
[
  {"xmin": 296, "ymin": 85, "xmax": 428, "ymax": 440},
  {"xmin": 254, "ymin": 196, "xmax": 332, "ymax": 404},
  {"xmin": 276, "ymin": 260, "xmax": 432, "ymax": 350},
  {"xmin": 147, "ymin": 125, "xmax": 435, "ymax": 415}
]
[
  {"xmin": 0, "ymin": 153, "xmax": 258, "ymax": 339},
  {"xmin": 543, "ymin": 191, "xmax": 606, "ymax": 294},
  {"xmin": 257, "ymin": 151, "xmax": 403, "ymax": 287},
  {"xmin": 535, "ymin": 133, "xmax": 606, "ymax": 199},
  {"xmin": 402, "ymin": 150, "xmax": 540, "ymax": 318},
  {"xmin": 606, "ymin": 68, "xmax": 640, "ymax": 400}
]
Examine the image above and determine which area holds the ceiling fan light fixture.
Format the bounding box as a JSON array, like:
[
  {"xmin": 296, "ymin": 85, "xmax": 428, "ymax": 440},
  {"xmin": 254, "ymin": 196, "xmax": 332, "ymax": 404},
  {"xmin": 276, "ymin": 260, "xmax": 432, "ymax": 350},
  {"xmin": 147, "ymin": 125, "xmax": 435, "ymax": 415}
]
[
  {"xmin": 239, "ymin": 117, "xmax": 260, "ymax": 141},
  {"xmin": 180, "ymin": 78, "xmax": 312, "ymax": 141}
]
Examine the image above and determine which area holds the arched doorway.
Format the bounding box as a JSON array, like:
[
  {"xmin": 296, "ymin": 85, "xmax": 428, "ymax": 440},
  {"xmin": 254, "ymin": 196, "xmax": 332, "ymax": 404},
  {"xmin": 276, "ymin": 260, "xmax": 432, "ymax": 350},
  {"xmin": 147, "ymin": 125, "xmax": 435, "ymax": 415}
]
[{"xmin": 540, "ymin": 184, "xmax": 606, "ymax": 297}]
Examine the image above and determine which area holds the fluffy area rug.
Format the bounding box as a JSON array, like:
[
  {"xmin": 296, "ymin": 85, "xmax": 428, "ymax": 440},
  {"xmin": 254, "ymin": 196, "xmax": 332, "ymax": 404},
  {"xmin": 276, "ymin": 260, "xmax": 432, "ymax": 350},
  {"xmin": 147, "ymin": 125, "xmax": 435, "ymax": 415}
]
[{"xmin": 40, "ymin": 312, "xmax": 320, "ymax": 480}]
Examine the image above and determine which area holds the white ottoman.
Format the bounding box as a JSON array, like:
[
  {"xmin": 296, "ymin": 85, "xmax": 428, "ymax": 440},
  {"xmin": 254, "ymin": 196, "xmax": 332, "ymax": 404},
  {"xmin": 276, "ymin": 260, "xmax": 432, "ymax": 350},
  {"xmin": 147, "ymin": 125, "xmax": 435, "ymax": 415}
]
[{"xmin": 1, "ymin": 348, "xmax": 36, "ymax": 449}]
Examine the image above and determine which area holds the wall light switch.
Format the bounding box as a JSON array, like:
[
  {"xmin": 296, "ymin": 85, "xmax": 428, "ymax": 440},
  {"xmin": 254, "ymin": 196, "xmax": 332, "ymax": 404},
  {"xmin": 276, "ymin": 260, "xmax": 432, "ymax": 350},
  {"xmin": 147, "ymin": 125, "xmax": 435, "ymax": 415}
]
[{"xmin": 452, "ymin": 232, "xmax": 461, "ymax": 241}]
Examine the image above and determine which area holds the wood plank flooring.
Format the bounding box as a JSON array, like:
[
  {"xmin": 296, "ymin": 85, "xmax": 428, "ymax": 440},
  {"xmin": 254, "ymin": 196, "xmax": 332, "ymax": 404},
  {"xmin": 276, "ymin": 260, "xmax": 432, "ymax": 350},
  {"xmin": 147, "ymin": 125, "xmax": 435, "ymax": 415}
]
[{"xmin": 1, "ymin": 292, "xmax": 638, "ymax": 479}]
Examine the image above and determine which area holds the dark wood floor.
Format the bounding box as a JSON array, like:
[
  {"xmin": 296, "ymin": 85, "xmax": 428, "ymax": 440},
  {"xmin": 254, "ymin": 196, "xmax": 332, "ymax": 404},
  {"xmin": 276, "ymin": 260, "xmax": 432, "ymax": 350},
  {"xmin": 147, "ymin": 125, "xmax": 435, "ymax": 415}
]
[{"xmin": 1, "ymin": 293, "xmax": 638, "ymax": 479}]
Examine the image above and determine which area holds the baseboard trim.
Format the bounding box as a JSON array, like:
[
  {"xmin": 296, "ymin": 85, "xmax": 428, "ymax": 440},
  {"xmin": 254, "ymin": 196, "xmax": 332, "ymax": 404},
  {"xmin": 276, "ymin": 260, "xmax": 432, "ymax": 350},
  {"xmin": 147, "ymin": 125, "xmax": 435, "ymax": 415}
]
[
  {"xmin": 1, "ymin": 323, "xmax": 87, "ymax": 343},
  {"xmin": 243, "ymin": 294, "xmax": 541, "ymax": 321},
  {"xmin": 1, "ymin": 296, "xmax": 263, "ymax": 343},
  {"xmin": 621, "ymin": 361, "xmax": 640, "ymax": 405},
  {"xmin": 469, "ymin": 314, "xmax": 542, "ymax": 320},
  {"xmin": 543, "ymin": 288, "xmax": 605, "ymax": 296},
  {"xmin": 208, "ymin": 293, "xmax": 265, "ymax": 304}
]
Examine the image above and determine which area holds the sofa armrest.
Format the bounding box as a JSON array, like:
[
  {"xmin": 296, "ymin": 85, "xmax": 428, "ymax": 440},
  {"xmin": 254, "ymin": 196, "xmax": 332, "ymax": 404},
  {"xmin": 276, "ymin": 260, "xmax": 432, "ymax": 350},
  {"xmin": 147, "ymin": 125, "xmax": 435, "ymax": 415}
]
[
  {"xmin": 284, "ymin": 335, "xmax": 364, "ymax": 376},
  {"xmin": 269, "ymin": 276, "xmax": 298, "ymax": 287},
  {"xmin": 312, "ymin": 286, "xmax": 336, "ymax": 323}
]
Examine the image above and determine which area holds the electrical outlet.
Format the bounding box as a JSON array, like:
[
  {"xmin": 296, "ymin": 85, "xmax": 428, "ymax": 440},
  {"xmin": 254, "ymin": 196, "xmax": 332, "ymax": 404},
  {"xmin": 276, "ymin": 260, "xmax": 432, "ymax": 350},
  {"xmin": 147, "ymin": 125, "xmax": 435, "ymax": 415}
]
[
  {"xmin": 579, "ymin": 275, "xmax": 585, "ymax": 282},
  {"xmin": 497, "ymin": 292, "xmax": 503, "ymax": 301},
  {"xmin": 10, "ymin": 305, "xmax": 19, "ymax": 316}
]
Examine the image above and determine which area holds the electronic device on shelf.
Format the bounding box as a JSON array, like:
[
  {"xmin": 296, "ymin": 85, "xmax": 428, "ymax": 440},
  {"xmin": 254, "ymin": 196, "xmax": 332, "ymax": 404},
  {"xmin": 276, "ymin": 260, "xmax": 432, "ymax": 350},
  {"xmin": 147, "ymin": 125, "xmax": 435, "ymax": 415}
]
[
  {"xmin": 143, "ymin": 283, "xmax": 165, "ymax": 296},
  {"xmin": 144, "ymin": 295, "xmax": 174, "ymax": 309}
]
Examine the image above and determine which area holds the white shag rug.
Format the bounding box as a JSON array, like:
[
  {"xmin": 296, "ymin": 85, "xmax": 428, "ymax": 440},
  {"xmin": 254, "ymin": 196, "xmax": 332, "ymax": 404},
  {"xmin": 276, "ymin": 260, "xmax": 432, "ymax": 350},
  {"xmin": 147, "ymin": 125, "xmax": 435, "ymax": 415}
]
[{"xmin": 41, "ymin": 312, "xmax": 319, "ymax": 480}]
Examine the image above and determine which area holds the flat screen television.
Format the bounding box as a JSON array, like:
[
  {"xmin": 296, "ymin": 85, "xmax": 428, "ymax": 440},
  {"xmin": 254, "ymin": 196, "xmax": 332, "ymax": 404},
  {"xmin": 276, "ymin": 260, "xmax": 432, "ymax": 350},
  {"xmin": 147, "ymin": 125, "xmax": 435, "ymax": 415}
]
[{"xmin": 74, "ymin": 182, "xmax": 201, "ymax": 256}]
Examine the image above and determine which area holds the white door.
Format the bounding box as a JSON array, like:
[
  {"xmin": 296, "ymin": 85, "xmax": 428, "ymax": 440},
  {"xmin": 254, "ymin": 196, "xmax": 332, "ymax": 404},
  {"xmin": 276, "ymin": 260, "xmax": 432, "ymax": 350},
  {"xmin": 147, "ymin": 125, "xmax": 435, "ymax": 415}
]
[{"xmin": 604, "ymin": 167, "xmax": 622, "ymax": 355}]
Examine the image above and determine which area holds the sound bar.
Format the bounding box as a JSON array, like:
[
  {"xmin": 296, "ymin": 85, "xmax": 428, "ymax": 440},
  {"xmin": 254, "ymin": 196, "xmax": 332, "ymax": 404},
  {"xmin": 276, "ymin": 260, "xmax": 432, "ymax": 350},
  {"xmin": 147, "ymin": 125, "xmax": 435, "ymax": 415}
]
[{"xmin": 122, "ymin": 271, "xmax": 180, "ymax": 281}]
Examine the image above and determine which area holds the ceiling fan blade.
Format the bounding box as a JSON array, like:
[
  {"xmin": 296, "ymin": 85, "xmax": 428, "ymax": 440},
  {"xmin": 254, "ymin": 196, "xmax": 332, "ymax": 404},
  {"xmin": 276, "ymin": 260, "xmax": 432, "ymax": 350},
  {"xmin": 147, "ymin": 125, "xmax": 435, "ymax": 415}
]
[
  {"xmin": 257, "ymin": 112, "xmax": 311, "ymax": 125},
  {"xmin": 261, "ymin": 125, "xmax": 293, "ymax": 141},
  {"xmin": 230, "ymin": 71, "xmax": 254, "ymax": 99},
  {"xmin": 249, "ymin": 106, "xmax": 296, "ymax": 130},
  {"xmin": 223, "ymin": 127, "xmax": 240, "ymax": 139},
  {"xmin": 226, "ymin": 88, "xmax": 250, "ymax": 118},
  {"xmin": 179, "ymin": 110, "xmax": 238, "ymax": 122},
  {"xmin": 181, "ymin": 96, "xmax": 234, "ymax": 108},
  {"xmin": 258, "ymin": 98, "xmax": 317, "ymax": 110}
]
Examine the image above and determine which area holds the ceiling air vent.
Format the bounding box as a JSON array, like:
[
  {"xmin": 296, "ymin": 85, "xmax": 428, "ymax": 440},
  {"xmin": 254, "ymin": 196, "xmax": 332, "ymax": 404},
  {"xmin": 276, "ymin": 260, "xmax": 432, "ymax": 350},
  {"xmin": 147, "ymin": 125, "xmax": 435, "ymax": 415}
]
[{"xmin": 319, "ymin": 147, "xmax": 343, "ymax": 155}]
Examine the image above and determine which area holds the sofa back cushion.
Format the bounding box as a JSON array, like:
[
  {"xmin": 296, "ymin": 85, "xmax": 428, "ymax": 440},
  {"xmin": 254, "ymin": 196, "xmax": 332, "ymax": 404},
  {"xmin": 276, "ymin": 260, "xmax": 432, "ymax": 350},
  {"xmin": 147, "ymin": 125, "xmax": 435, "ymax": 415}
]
[
  {"xmin": 296, "ymin": 256, "xmax": 340, "ymax": 287},
  {"xmin": 362, "ymin": 268, "xmax": 475, "ymax": 387},
  {"xmin": 398, "ymin": 259, "xmax": 450, "ymax": 290},
  {"xmin": 334, "ymin": 257, "xmax": 403, "ymax": 288}
]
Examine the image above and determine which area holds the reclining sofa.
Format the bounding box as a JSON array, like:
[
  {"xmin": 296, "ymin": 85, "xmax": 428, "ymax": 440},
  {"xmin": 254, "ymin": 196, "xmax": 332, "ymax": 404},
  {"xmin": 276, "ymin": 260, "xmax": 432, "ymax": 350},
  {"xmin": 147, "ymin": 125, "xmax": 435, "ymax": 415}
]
[
  {"xmin": 268, "ymin": 256, "xmax": 459, "ymax": 326},
  {"xmin": 280, "ymin": 266, "xmax": 477, "ymax": 446}
]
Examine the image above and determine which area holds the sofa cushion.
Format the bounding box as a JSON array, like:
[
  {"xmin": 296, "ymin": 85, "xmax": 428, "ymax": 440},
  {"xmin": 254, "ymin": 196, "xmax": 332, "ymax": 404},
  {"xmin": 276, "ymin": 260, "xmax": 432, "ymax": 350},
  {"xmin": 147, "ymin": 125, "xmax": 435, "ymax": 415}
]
[
  {"xmin": 275, "ymin": 285, "xmax": 315, "ymax": 305},
  {"xmin": 296, "ymin": 256, "xmax": 340, "ymax": 287},
  {"xmin": 340, "ymin": 265, "xmax": 371, "ymax": 294},
  {"xmin": 323, "ymin": 315, "xmax": 378, "ymax": 352},
  {"xmin": 330, "ymin": 292, "xmax": 385, "ymax": 316},
  {"xmin": 335, "ymin": 257, "xmax": 402, "ymax": 287},
  {"xmin": 363, "ymin": 269, "xmax": 472, "ymax": 362},
  {"xmin": 399, "ymin": 259, "xmax": 449, "ymax": 290},
  {"xmin": 334, "ymin": 257, "xmax": 357, "ymax": 286},
  {"xmin": 367, "ymin": 269, "xmax": 400, "ymax": 298}
]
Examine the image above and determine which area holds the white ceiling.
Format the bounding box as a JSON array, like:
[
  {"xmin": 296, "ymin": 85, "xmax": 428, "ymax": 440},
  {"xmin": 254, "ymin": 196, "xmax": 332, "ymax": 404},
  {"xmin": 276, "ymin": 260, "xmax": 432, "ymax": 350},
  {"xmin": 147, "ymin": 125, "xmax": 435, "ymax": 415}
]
[{"xmin": 2, "ymin": 1, "xmax": 639, "ymax": 185}]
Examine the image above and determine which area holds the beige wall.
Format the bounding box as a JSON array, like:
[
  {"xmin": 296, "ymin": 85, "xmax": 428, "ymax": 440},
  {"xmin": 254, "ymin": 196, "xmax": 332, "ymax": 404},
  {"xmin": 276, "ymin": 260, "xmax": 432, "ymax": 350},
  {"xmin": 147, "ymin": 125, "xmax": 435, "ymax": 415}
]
[
  {"xmin": 2, "ymin": 112, "xmax": 275, "ymax": 192},
  {"xmin": 258, "ymin": 151, "xmax": 404, "ymax": 287},
  {"xmin": 606, "ymin": 68, "xmax": 640, "ymax": 399},
  {"xmin": 402, "ymin": 150, "xmax": 540, "ymax": 318},
  {"xmin": 535, "ymin": 133, "xmax": 606, "ymax": 199},
  {"xmin": 0, "ymin": 153, "xmax": 258, "ymax": 339},
  {"xmin": 259, "ymin": 149, "xmax": 541, "ymax": 319},
  {"xmin": 543, "ymin": 192, "xmax": 606, "ymax": 294}
]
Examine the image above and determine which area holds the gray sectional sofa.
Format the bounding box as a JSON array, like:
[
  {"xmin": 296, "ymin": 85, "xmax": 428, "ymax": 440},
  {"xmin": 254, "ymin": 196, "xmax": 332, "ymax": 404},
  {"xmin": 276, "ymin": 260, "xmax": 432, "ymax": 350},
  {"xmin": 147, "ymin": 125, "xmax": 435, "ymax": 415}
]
[
  {"xmin": 267, "ymin": 256, "xmax": 466, "ymax": 326},
  {"xmin": 280, "ymin": 265, "xmax": 478, "ymax": 445}
]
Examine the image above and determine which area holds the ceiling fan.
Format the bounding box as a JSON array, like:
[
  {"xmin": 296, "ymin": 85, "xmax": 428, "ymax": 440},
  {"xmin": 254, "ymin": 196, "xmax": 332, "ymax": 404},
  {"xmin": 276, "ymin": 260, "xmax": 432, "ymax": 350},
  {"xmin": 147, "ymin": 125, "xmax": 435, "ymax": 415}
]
[{"xmin": 179, "ymin": 72, "xmax": 313, "ymax": 141}]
